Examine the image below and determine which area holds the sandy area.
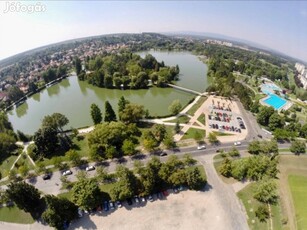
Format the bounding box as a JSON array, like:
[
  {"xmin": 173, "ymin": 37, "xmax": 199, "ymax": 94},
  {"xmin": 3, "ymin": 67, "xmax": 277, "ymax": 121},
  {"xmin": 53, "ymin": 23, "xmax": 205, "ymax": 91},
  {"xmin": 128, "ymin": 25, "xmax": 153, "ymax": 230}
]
[{"xmin": 69, "ymin": 189, "xmax": 233, "ymax": 230}]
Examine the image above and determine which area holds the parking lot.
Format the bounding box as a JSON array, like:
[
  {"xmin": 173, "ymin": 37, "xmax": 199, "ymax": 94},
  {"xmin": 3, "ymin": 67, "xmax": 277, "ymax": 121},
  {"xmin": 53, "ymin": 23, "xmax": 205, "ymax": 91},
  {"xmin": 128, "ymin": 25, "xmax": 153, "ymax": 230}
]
[
  {"xmin": 69, "ymin": 189, "xmax": 234, "ymax": 230},
  {"xmin": 202, "ymin": 96, "xmax": 248, "ymax": 142}
]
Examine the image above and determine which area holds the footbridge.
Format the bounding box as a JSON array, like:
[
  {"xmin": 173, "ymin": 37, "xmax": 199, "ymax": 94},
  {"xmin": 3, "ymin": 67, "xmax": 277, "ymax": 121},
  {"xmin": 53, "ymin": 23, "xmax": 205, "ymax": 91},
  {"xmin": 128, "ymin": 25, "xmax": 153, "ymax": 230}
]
[{"xmin": 167, "ymin": 84, "xmax": 205, "ymax": 96}]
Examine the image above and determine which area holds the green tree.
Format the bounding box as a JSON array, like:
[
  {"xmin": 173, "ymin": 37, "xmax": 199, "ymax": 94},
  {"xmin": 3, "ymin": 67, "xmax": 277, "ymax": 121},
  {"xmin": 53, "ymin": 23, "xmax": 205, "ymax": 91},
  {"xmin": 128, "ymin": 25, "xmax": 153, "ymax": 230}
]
[
  {"xmin": 257, "ymin": 106, "xmax": 275, "ymax": 126},
  {"xmin": 268, "ymin": 112, "xmax": 285, "ymax": 131},
  {"xmin": 110, "ymin": 165, "xmax": 138, "ymax": 201},
  {"xmin": 185, "ymin": 167, "xmax": 206, "ymax": 190},
  {"xmin": 67, "ymin": 149, "xmax": 82, "ymax": 167},
  {"xmin": 33, "ymin": 127, "xmax": 58, "ymax": 157},
  {"xmin": 152, "ymin": 124, "xmax": 167, "ymax": 143},
  {"xmin": 72, "ymin": 178, "xmax": 101, "ymax": 211},
  {"xmin": 119, "ymin": 104, "xmax": 145, "ymax": 124},
  {"xmin": 182, "ymin": 154, "xmax": 197, "ymax": 166},
  {"xmin": 208, "ymin": 132, "xmax": 218, "ymax": 144},
  {"xmin": 6, "ymin": 181, "xmax": 42, "ymax": 216},
  {"xmin": 142, "ymin": 130, "xmax": 159, "ymax": 152},
  {"xmin": 7, "ymin": 86, "xmax": 24, "ymax": 101},
  {"xmin": 247, "ymin": 140, "xmax": 261, "ymax": 155},
  {"xmin": 253, "ymin": 178, "xmax": 278, "ymax": 204},
  {"xmin": 42, "ymin": 195, "xmax": 78, "ymax": 230},
  {"xmin": 121, "ymin": 139, "xmax": 137, "ymax": 156},
  {"xmin": 74, "ymin": 57, "xmax": 82, "ymax": 76},
  {"xmin": 168, "ymin": 100, "xmax": 182, "ymax": 115},
  {"xmin": 255, "ymin": 205, "xmax": 270, "ymax": 222},
  {"xmin": 163, "ymin": 132, "xmax": 176, "ymax": 149},
  {"xmin": 42, "ymin": 113, "xmax": 69, "ymax": 132},
  {"xmin": 104, "ymin": 101, "xmax": 117, "ymax": 122},
  {"xmin": 118, "ymin": 96, "xmax": 129, "ymax": 118},
  {"xmin": 90, "ymin": 103, "xmax": 102, "ymax": 125},
  {"xmin": 300, "ymin": 124, "xmax": 307, "ymax": 138},
  {"xmin": 174, "ymin": 120, "xmax": 180, "ymax": 133},
  {"xmin": 231, "ymin": 158, "xmax": 248, "ymax": 180},
  {"xmin": 219, "ymin": 158, "xmax": 232, "ymax": 177},
  {"xmin": 290, "ymin": 140, "xmax": 306, "ymax": 155}
]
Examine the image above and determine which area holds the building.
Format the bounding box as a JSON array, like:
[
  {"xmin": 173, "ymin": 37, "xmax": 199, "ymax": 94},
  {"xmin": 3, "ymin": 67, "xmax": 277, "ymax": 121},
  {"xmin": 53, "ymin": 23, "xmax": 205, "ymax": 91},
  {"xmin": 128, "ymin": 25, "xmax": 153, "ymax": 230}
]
[{"xmin": 295, "ymin": 63, "xmax": 307, "ymax": 89}]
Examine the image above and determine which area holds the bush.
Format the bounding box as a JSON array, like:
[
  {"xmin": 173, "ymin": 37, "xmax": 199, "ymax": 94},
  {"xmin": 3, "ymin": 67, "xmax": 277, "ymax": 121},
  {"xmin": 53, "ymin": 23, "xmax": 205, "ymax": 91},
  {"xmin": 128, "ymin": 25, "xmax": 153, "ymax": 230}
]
[{"xmin": 255, "ymin": 205, "xmax": 269, "ymax": 222}]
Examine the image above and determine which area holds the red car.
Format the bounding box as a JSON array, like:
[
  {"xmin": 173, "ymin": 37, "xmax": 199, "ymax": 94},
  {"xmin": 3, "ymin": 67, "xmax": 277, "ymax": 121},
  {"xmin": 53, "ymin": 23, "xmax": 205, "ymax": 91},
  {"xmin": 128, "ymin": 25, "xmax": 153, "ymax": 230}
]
[{"xmin": 162, "ymin": 190, "xmax": 169, "ymax": 196}]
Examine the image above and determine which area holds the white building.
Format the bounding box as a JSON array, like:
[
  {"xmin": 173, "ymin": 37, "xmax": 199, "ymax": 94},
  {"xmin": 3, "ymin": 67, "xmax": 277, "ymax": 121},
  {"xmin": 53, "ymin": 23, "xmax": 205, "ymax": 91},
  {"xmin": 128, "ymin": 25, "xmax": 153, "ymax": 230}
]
[{"xmin": 295, "ymin": 63, "xmax": 307, "ymax": 89}]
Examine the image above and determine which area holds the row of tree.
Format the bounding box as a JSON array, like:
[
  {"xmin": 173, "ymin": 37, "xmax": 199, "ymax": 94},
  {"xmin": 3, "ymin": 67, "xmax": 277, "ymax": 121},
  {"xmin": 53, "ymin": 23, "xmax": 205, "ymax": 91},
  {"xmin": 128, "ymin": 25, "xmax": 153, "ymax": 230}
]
[{"xmin": 70, "ymin": 155, "xmax": 206, "ymax": 212}]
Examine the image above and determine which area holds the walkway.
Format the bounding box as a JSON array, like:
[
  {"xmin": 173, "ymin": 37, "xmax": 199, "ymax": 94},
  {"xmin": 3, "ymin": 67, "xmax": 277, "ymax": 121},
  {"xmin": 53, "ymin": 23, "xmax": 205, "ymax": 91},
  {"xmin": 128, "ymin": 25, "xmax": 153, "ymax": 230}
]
[{"xmin": 167, "ymin": 83, "xmax": 203, "ymax": 95}]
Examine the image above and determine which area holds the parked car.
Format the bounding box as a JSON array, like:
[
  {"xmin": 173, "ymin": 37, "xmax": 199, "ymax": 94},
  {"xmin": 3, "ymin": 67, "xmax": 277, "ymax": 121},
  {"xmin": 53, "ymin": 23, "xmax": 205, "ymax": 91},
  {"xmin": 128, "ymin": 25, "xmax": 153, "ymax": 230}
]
[
  {"xmin": 126, "ymin": 198, "xmax": 133, "ymax": 206},
  {"xmin": 85, "ymin": 165, "xmax": 95, "ymax": 171},
  {"xmin": 162, "ymin": 190, "xmax": 169, "ymax": 196},
  {"xmin": 148, "ymin": 195, "xmax": 154, "ymax": 202},
  {"xmin": 173, "ymin": 187, "xmax": 179, "ymax": 193},
  {"xmin": 160, "ymin": 152, "xmax": 167, "ymax": 157},
  {"xmin": 62, "ymin": 170, "xmax": 72, "ymax": 176},
  {"xmin": 257, "ymin": 134, "xmax": 263, "ymax": 139},
  {"xmin": 109, "ymin": 200, "xmax": 115, "ymax": 210},
  {"xmin": 77, "ymin": 208, "xmax": 83, "ymax": 218},
  {"xmin": 116, "ymin": 200, "xmax": 122, "ymax": 208},
  {"xmin": 103, "ymin": 201, "xmax": 109, "ymax": 212},
  {"xmin": 234, "ymin": 141, "xmax": 241, "ymax": 146},
  {"xmin": 134, "ymin": 196, "xmax": 140, "ymax": 203},
  {"xmin": 140, "ymin": 196, "xmax": 146, "ymax": 202},
  {"xmin": 197, "ymin": 145, "xmax": 206, "ymax": 150},
  {"xmin": 42, "ymin": 174, "xmax": 51, "ymax": 180}
]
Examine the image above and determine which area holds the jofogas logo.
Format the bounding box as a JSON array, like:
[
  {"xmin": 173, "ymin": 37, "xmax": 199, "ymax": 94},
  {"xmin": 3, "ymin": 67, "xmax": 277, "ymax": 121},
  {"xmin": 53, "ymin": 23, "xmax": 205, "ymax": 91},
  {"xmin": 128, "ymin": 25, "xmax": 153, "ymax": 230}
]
[{"xmin": 2, "ymin": 1, "xmax": 46, "ymax": 14}]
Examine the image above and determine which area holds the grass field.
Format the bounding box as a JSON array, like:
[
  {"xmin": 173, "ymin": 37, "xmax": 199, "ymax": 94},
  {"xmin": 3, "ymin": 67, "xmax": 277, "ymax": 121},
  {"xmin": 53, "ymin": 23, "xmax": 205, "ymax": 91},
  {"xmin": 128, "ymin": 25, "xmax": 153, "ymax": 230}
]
[
  {"xmin": 167, "ymin": 115, "xmax": 190, "ymax": 124},
  {"xmin": 0, "ymin": 206, "xmax": 34, "ymax": 224},
  {"xmin": 288, "ymin": 175, "xmax": 307, "ymax": 230},
  {"xmin": 181, "ymin": 127, "xmax": 205, "ymax": 140},
  {"xmin": 0, "ymin": 154, "xmax": 18, "ymax": 177},
  {"xmin": 197, "ymin": 113, "xmax": 206, "ymax": 126},
  {"xmin": 187, "ymin": 96, "xmax": 207, "ymax": 116},
  {"xmin": 278, "ymin": 155, "xmax": 307, "ymax": 230},
  {"xmin": 237, "ymin": 182, "xmax": 284, "ymax": 230}
]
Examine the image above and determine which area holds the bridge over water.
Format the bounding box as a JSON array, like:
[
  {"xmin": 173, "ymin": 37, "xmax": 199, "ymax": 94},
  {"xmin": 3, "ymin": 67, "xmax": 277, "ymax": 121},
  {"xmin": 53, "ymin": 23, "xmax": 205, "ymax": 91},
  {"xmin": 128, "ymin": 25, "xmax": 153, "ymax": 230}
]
[{"xmin": 167, "ymin": 83, "xmax": 206, "ymax": 96}]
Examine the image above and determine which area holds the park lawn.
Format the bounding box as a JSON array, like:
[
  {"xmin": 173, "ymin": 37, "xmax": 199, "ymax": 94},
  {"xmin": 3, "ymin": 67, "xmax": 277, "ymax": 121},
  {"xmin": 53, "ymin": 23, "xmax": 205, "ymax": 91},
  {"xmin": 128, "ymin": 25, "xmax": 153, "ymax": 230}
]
[
  {"xmin": 197, "ymin": 113, "xmax": 206, "ymax": 126},
  {"xmin": 237, "ymin": 182, "xmax": 283, "ymax": 230},
  {"xmin": 37, "ymin": 135, "xmax": 90, "ymax": 167},
  {"xmin": 0, "ymin": 154, "xmax": 18, "ymax": 177},
  {"xmin": 0, "ymin": 206, "xmax": 34, "ymax": 224},
  {"xmin": 181, "ymin": 128, "xmax": 205, "ymax": 140},
  {"xmin": 187, "ymin": 96, "xmax": 207, "ymax": 116},
  {"xmin": 212, "ymin": 131, "xmax": 234, "ymax": 136},
  {"xmin": 288, "ymin": 174, "xmax": 307, "ymax": 230},
  {"xmin": 167, "ymin": 115, "xmax": 190, "ymax": 124},
  {"xmin": 15, "ymin": 154, "xmax": 35, "ymax": 171}
]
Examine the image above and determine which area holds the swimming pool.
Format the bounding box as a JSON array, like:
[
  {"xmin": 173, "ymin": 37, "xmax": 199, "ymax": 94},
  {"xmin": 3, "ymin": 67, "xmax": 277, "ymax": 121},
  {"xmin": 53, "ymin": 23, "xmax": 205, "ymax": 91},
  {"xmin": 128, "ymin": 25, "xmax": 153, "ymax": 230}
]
[{"xmin": 263, "ymin": 94, "xmax": 287, "ymax": 110}]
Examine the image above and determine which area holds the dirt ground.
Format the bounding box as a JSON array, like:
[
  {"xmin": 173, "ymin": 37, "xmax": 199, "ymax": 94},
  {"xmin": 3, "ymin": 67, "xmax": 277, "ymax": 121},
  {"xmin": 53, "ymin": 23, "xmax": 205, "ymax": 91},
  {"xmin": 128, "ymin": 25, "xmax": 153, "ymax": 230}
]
[{"xmin": 69, "ymin": 189, "xmax": 234, "ymax": 230}]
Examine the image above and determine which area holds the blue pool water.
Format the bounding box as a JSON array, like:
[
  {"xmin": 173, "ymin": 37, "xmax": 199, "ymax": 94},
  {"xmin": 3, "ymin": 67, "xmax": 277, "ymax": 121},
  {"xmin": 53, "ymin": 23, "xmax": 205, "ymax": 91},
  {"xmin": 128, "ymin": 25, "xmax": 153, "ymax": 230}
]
[{"xmin": 263, "ymin": 94, "xmax": 287, "ymax": 110}]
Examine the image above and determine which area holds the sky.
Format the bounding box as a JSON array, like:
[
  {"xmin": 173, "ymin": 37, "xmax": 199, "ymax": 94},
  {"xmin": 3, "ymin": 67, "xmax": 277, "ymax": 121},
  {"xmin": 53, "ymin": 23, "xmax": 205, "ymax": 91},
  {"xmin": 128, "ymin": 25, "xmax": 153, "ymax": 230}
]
[{"xmin": 0, "ymin": 1, "xmax": 307, "ymax": 62}]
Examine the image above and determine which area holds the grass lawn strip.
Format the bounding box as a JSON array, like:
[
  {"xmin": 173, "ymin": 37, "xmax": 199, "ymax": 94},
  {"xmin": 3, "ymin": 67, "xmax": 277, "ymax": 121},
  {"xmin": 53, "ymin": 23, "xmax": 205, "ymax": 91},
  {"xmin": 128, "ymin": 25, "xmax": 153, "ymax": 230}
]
[
  {"xmin": 237, "ymin": 182, "xmax": 283, "ymax": 230},
  {"xmin": 288, "ymin": 174, "xmax": 307, "ymax": 230},
  {"xmin": 0, "ymin": 206, "xmax": 34, "ymax": 224}
]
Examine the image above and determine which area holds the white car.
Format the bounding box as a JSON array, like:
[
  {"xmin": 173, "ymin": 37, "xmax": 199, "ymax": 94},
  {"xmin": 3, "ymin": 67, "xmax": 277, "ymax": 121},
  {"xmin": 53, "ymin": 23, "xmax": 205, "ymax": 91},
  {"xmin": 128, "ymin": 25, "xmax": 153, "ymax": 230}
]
[
  {"xmin": 62, "ymin": 170, "xmax": 72, "ymax": 176},
  {"xmin": 234, "ymin": 142, "xmax": 241, "ymax": 146},
  {"xmin": 85, "ymin": 165, "xmax": 95, "ymax": 171},
  {"xmin": 197, "ymin": 145, "xmax": 206, "ymax": 150}
]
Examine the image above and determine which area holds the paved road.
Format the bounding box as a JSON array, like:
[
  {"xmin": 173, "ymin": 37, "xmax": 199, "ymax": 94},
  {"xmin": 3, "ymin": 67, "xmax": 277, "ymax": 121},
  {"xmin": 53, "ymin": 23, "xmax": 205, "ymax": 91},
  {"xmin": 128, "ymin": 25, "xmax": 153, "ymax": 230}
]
[
  {"xmin": 21, "ymin": 142, "xmax": 291, "ymax": 196},
  {"xmin": 197, "ymin": 155, "xmax": 249, "ymax": 230}
]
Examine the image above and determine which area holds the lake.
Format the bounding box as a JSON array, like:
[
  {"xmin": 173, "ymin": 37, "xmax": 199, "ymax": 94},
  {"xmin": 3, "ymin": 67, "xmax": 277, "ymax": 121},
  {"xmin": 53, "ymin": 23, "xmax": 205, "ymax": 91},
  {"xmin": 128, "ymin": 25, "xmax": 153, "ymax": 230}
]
[{"xmin": 8, "ymin": 51, "xmax": 208, "ymax": 134}]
